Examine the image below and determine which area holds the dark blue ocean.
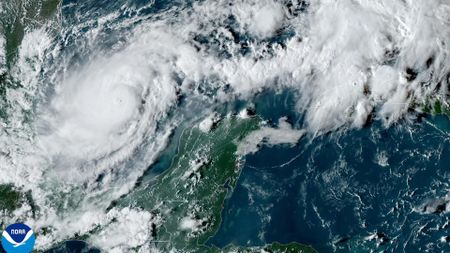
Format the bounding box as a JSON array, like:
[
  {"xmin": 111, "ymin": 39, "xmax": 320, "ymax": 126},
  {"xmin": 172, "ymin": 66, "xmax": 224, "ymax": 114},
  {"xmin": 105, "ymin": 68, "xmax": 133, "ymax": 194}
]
[
  {"xmin": 209, "ymin": 90, "xmax": 450, "ymax": 253},
  {"xmin": 2, "ymin": 0, "xmax": 449, "ymax": 252},
  {"xmin": 26, "ymin": 89, "xmax": 450, "ymax": 253}
]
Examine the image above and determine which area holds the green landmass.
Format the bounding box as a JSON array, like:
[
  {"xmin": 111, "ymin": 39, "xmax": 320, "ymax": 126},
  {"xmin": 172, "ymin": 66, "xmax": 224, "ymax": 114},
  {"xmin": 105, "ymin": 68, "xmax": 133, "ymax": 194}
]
[
  {"xmin": 0, "ymin": 184, "xmax": 35, "ymax": 217},
  {"xmin": 0, "ymin": 0, "xmax": 60, "ymax": 67},
  {"xmin": 0, "ymin": 184, "xmax": 22, "ymax": 212},
  {"xmin": 0, "ymin": 0, "xmax": 60, "ymax": 121},
  {"xmin": 423, "ymin": 99, "xmax": 450, "ymax": 118},
  {"xmin": 115, "ymin": 116, "xmax": 317, "ymax": 253}
]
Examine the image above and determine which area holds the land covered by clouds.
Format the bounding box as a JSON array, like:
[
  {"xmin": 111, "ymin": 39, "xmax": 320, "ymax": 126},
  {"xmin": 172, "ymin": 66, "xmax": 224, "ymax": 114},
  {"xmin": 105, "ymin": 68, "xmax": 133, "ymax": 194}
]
[{"xmin": 0, "ymin": 0, "xmax": 449, "ymax": 251}]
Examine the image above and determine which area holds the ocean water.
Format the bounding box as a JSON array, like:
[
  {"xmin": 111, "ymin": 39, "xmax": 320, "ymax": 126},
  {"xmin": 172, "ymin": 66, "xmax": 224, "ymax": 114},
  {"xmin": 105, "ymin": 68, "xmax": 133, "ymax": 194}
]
[
  {"xmin": 210, "ymin": 91, "xmax": 450, "ymax": 253},
  {"xmin": 1, "ymin": 0, "xmax": 450, "ymax": 252},
  {"xmin": 7, "ymin": 106, "xmax": 448, "ymax": 252}
]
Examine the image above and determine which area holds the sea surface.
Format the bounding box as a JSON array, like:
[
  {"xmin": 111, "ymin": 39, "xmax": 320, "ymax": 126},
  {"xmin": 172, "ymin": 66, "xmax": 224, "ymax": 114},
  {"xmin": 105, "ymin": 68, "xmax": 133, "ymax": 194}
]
[
  {"xmin": 1, "ymin": 0, "xmax": 450, "ymax": 252},
  {"xmin": 210, "ymin": 91, "xmax": 450, "ymax": 253}
]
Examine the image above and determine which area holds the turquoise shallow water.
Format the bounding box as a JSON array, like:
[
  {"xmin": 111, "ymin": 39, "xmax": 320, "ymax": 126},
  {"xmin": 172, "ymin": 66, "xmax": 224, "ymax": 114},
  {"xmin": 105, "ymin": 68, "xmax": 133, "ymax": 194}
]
[
  {"xmin": 209, "ymin": 91, "xmax": 450, "ymax": 253},
  {"xmin": 2, "ymin": 0, "xmax": 449, "ymax": 252},
  {"xmin": 15, "ymin": 98, "xmax": 450, "ymax": 253},
  {"xmin": 31, "ymin": 86, "xmax": 449, "ymax": 252}
]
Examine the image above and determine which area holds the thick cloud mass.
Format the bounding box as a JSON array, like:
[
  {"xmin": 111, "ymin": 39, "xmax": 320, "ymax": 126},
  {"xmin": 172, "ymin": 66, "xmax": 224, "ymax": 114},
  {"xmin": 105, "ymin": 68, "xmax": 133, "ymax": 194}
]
[{"xmin": 0, "ymin": 0, "xmax": 449, "ymax": 250}]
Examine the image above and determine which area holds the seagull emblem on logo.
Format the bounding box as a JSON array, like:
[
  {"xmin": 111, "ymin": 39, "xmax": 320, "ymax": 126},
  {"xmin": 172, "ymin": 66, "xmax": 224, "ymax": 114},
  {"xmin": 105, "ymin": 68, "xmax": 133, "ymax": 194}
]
[{"xmin": 2, "ymin": 230, "xmax": 33, "ymax": 248}]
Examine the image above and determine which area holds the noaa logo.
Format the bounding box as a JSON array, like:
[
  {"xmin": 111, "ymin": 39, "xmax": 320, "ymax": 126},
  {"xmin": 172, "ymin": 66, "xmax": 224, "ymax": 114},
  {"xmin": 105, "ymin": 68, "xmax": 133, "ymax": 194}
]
[{"xmin": 1, "ymin": 223, "xmax": 35, "ymax": 253}]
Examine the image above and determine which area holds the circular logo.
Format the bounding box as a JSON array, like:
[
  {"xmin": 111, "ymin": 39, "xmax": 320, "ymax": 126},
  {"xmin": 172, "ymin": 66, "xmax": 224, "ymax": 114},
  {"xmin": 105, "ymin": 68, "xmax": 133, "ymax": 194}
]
[{"xmin": 1, "ymin": 223, "xmax": 35, "ymax": 253}]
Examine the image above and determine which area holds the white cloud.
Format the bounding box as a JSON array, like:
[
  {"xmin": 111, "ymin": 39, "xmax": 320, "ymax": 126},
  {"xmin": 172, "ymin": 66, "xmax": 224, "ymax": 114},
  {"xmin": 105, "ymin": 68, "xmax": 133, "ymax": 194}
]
[
  {"xmin": 198, "ymin": 112, "xmax": 221, "ymax": 133},
  {"xmin": 89, "ymin": 207, "xmax": 160, "ymax": 253},
  {"xmin": 0, "ymin": 35, "xmax": 5, "ymax": 74},
  {"xmin": 237, "ymin": 117, "xmax": 305, "ymax": 156},
  {"xmin": 233, "ymin": 0, "xmax": 285, "ymax": 38},
  {"xmin": 1, "ymin": 0, "xmax": 449, "ymax": 250}
]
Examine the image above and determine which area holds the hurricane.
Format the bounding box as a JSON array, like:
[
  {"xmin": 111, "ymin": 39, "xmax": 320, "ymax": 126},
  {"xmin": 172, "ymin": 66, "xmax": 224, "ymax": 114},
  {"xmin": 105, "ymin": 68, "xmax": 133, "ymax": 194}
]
[{"xmin": 0, "ymin": 0, "xmax": 449, "ymax": 252}]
